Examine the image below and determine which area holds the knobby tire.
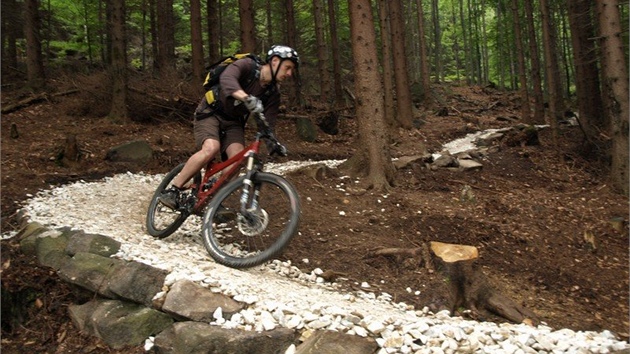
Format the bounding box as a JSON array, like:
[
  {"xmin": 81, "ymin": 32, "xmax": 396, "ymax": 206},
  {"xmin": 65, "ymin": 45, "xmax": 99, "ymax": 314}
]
[
  {"xmin": 146, "ymin": 163, "xmax": 200, "ymax": 238},
  {"xmin": 201, "ymin": 172, "xmax": 300, "ymax": 268}
]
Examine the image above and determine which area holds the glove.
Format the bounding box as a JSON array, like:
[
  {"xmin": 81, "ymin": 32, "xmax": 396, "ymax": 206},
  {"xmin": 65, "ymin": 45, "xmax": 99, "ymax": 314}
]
[
  {"xmin": 243, "ymin": 95, "xmax": 264, "ymax": 114},
  {"xmin": 265, "ymin": 139, "xmax": 288, "ymax": 157}
]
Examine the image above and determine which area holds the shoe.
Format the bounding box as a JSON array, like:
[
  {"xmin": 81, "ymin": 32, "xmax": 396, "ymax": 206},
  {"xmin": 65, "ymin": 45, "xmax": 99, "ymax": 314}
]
[{"xmin": 158, "ymin": 187, "xmax": 181, "ymax": 210}]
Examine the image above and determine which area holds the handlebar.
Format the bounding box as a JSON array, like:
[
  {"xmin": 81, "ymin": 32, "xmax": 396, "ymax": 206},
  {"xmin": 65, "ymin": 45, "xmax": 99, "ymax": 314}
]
[{"xmin": 253, "ymin": 112, "xmax": 287, "ymax": 157}]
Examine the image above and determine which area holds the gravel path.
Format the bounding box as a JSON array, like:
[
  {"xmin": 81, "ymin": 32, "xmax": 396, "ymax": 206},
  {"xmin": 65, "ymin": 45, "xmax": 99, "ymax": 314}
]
[{"xmin": 8, "ymin": 158, "xmax": 629, "ymax": 353}]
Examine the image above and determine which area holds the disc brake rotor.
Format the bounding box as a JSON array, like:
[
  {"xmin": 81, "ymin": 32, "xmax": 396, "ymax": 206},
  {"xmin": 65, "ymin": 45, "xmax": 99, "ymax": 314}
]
[{"xmin": 237, "ymin": 209, "xmax": 269, "ymax": 236}]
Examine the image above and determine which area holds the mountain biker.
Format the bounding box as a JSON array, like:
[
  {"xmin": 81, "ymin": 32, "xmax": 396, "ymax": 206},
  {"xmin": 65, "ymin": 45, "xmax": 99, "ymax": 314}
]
[{"xmin": 158, "ymin": 45, "xmax": 300, "ymax": 210}]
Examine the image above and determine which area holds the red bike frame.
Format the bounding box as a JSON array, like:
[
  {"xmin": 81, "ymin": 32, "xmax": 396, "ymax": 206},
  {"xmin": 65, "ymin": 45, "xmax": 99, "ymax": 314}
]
[{"xmin": 191, "ymin": 139, "xmax": 262, "ymax": 213}]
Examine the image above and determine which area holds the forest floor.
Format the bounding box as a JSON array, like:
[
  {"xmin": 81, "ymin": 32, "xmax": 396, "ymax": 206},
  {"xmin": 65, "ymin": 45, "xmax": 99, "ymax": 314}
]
[{"xmin": 1, "ymin": 81, "xmax": 628, "ymax": 353}]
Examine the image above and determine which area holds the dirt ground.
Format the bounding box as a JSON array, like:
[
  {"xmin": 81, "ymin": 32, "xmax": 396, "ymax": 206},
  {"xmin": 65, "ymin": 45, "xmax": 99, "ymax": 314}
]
[{"xmin": 1, "ymin": 82, "xmax": 628, "ymax": 353}]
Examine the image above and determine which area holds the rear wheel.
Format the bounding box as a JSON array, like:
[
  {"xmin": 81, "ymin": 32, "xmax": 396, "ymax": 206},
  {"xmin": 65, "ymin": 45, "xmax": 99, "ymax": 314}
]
[
  {"xmin": 146, "ymin": 163, "xmax": 201, "ymax": 238},
  {"xmin": 201, "ymin": 172, "xmax": 300, "ymax": 268}
]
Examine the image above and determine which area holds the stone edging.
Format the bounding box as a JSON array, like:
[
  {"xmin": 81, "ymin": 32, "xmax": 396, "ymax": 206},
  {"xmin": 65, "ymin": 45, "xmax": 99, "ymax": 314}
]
[{"xmin": 14, "ymin": 221, "xmax": 379, "ymax": 354}]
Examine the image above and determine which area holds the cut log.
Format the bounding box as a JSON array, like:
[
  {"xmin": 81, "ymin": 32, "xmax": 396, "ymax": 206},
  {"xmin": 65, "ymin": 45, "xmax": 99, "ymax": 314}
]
[{"xmin": 429, "ymin": 241, "xmax": 539, "ymax": 325}]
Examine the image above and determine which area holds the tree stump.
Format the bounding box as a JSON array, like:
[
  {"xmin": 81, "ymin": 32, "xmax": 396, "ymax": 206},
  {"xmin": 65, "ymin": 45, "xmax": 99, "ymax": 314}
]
[
  {"xmin": 10, "ymin": 123, "xmax": 19, "ymax": 139},
  {"xmin": 430, "ymin": 241, "xmax": 539, "ymax": 325},
  {"xmin": 59, "ymin": 134, "xmax": 81, "ymax": 167}
]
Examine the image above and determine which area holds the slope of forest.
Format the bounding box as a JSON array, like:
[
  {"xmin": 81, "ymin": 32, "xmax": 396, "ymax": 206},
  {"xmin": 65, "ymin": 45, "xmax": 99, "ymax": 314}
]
[{"xmin": 1, "ymin": 79, "xmax": 628, "ymax": 353}]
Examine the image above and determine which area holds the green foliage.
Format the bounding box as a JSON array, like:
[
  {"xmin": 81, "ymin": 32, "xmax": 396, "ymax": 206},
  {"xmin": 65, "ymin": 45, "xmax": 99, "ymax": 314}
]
[{"xmin": 19, "ymin": 0, "xmax": 619, "ymax": 101}]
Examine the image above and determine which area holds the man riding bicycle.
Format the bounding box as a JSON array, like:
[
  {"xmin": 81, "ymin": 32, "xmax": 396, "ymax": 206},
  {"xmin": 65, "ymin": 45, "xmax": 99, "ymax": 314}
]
[{"xmin": 159, "ymin": 45, "xmax": 300, "ymax": 210}]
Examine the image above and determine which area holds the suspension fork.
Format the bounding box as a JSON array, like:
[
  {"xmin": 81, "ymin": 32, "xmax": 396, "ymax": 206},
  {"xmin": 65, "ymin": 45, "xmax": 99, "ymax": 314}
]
[{"xmin": 239, "ymin": 152, "xmax": 262, "ymax": 218}]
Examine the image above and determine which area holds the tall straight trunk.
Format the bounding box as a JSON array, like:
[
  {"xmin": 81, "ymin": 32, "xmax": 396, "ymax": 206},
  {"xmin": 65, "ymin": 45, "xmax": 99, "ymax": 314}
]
[
  {"xmin": 266, "ymin": 0, "xmax": 273, "ymax": 47},
  {"xmin": 389, "ymin": 0, "xmax": 414, "ymax": 128},
  {"xmin": 559, "ymin": 8, "xmax": 572, "ymax": 98},
  {"xmin": 190, "ymin": 0, "xmax": 204, "ymax": 87},
  {"xmin": 239, "ymin": 0, "xmax": 256, "ymax": 52},
  {"xmin": 495, "ymin": 1, "xmax": 506, "ymax": 88},
  {"xmin": 313, "ymin": 0, "xmax": 331, "ymax": 104},
  {"xmin": 1, "ymin": 0, "xmax": 19, "ymax": 71},
  {"xmin": 140, "ymin": 0, "xmax": 147, "ymax": 70},
  {"xmin": 430, "ymin": 0, "xmax": 442, "ymax": 83},
  {"xmin": 327, "ymin": 0, "xmax": 343, "ymax": 107},
  {"xmin": 480, "ymin": 0, "xmax": 489, "ymax": 83},
  {"xmin": 459, "ymin": 0, "xmax": 472, "ymax": 84},
  {"xmin": 346, "ymin": 0, "xmax": 394, "ymax": 190},
  {"xmin": 450, "ymin": 3, "xmax": 461, "ymax": 82},
  {"xmin": 24, "ymin": 0, "xmax": 45, "ymax": 89},
  {"xmin": 468, "ymin": 0, "xmax": 480, "ymax": 83},
  {"xmin": 567, "ymin": 0, "xmax": 604, "ymax": 136},
  {"xmin": 82, "ymin": 0, "xmax": 94, "ymax": 65},
  {"xmin": 417, "ymin": 0, "xmax": 431, "ymax": 100},
  {"xmin": 284, "ymin": 0, "xmax": 301, "ymax": 107},
  {"xmin": 109, "ymin": 0, "xmax": 128, "ymax": 121},
  {"xmin": 377, "ymin": 0, "xmax": 396, "ymax": 125},
  {"xmin": 149, "ymin": 0, "xmax": 158, "ymax": 71},
  {"xmin": 523, "ymin": 0, "xmax": 545, "ymax": 124},
  {"xmin": 156, "ymin": 0, "xmax": 175, "ymax": 74},
  {"xmin": 597, "ymin": 0, "xmax": 629, "ymax": 195},
  {"xmin": 540, "ymin": 0, "xmax": 562, "ymax": 145},
  {"xmin": 541, "ymin": 2, "xmax": 565, "ymax": 109},
  {"xmin": 511, "ymin": 0, "xmax": 531, "ymax": 121},
  {"xmin": 207, "ymin": 0, "xmax": 220, "ymax": 64}
]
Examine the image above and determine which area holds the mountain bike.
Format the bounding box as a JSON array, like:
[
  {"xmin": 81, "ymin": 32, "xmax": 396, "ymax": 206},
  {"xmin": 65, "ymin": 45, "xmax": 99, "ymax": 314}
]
[{"xmin": 145, "ymin": 112, "xmax": 301, "ymax": 269}]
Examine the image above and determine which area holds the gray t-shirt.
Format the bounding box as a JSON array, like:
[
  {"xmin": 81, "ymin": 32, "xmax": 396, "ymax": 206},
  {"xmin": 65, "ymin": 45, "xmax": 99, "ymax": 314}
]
[{"xmin": 219, "ymin": 58, "xmax": 280, "ymax": 129}]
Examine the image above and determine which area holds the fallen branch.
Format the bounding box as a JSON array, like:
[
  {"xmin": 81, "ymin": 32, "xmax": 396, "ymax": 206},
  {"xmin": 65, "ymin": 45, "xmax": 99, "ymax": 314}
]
[{"xmin": 2, "ymin": 89, "xmax": 79, "ymax": 114}]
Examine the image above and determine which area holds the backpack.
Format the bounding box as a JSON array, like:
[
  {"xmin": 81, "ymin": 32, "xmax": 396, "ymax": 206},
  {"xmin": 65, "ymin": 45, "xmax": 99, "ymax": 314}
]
[{"xmin": 202, "ymin": 53, "xmax": 264, "ymax": 106}]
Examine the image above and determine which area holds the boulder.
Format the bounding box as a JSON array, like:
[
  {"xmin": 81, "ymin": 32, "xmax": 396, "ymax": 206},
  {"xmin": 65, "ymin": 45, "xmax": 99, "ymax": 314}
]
[
  {"xmin": 153, "ymin": 321, "xmax": 295, "ymax": 354},
  {"xmin": 66, "ymin": 231, "xmax": 121, "ymax": 257},
  {"xmin": 296, "ymin": 330, "xmax": 379, "ymax": 354},
  {"xmin": 162, "ymin": 280, "xmax": 244, "ymax": 321},
  {"xmin": 70, "ymin": 299, "xmax": 173, "ymax": 349},
  {"xmin": 105, "ymin": 140, "xmax": 153, "ymax": 163}
]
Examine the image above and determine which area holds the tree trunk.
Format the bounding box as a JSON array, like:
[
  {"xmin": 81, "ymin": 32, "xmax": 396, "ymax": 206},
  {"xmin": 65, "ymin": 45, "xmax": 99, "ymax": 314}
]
[
  {"xmin": 239, "ymin": 0, "xmax": 256, "ymax": 52},
  {"xmin": 597, "ymin": 0, "xmax": 629, "ymax": 196},
  {"xmin": 416, "ymin": 0, "xmax": 431, "ymax": 102},
  {"xmin": 24, "ymin": 0, "xmax": 45, "ymax": 89},
  {"xmin": 284, "ymin": 0, "xmax": 302, "ymax": 108},
  {"xmin": 345, "ymin": 0, "xmax": 395, "ymax": 190},
  {"xmin": 156, "ymin": 0, "xmax": 175, "ymax": 74},
  {"xmin": 313, "ymin": 0, "xmax": 331, "ymax": 106},
  {"xmin": 459, "ymin": 0, "xmax": 472, "ymax": 85},
  {"xmin": 108, "ymin": 0, "xmax": 129, "ymax": 121},
  {"xmin": 511, "ymin": 0, "xmax": 531, "ymax": 121},
  {"xmin": 430, "ymin": 0, "xmax": 442, "ymax": 83},
  {"xmin": 523, "ymin": 0, "xmax": 545, "ymax": 124},
  {"xmin": 389, "ymin": 0, "xmax": 414, "ymax": 129},
  {"xmin": 207, "ymin": 0, "xmax": 221, "ymax": 64},
  {"xmin": 1, "ymin": 0, "xmax": 19, "ymax": 73},
  {"xmin": 567, "ymin": 0, "xmax": 605, "ymax": 139},
  {"xmin": 540, "ymin": 0, "xmax": 562, "ymax": 146},
  {"xmin": 190, "ymin": 0, "xmax": 204, "ymax": 88},
  {"xmin": 149, "ymin": 0, "xmax": 158, "ymax": 71},
  {"xmin": 327, "ymin": 0, "xmax": 344, "ymax": 108},
  {"xmin": 377, "ymin": 0, "xmax": 396, "ymax": 126},
  {"xmin": 265, "ymin": 0, "xmax": 273, "ymax": 46}
]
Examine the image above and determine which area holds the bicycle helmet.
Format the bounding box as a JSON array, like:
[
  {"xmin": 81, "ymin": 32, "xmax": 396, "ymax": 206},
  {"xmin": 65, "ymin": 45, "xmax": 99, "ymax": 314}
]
[{"xmin": 266, "ymin": 45, "xmax": 300, "ymax": 69}]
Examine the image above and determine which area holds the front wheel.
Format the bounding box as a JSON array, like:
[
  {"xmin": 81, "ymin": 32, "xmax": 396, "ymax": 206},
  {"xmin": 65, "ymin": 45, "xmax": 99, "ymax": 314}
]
[
  {"xmin": 201, "ymin": 172, "xmax": 300, "ymax": 268},
  {"xmin": 146, "ymin": 163, "xmax": 201, "ymax": 238}
]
